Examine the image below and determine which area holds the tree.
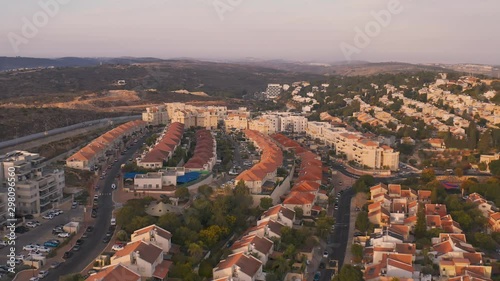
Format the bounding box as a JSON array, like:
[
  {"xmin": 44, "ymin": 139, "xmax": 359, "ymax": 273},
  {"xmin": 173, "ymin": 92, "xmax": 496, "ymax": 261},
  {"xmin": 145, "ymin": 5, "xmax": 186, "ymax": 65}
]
[
  {"xmin": 414, "ymin": 209, "xmax": 427, "ymax": 239},
  {"xmin": 157, "ymin": 213, "xmax": 182, "ymax": 232},
  {"xmin": 355, "ymin": 211, "xmax": 369, "ymax": 233},
  {"xmin": 198, "ymin": 185, "xmax": 213, "ymax": 197},
  {"xmin": 260, "ymin": 197, "xmax": 273, "ymax": 210},
  {"xmin": 351, "ymin": 244, "xmax": 363, "ymax": 263},
  {"xmin": 478, "ymin": 130, "xmax": 493, "ymax": 154},
  {"xmin": 198, "ymin": 260, "xmax": 213, "ymax": 278},
  {"xmin": 467, "ymin": 120, "xmax": 478, "ymax": 150},
  {"xmin": 175, "ymin": 186, "xmax": 190, "ymax": 199},
  {"xmin": 333, "ymin": 264, "xmax": 363, "ymax": 281},
  {"xmin": 187, "ymin": 243, "xmax": 204, "ymax": 261},
  {"xmin": 421, "ymin": 168, "xmax": 436, "ymax": 183},
  {"xmin": 490, "ymin": 160, "xmax": 500, "ymax": 176},
  {"xmin": 294, "ymin": 207, "xmax": 304, "ymax": 220},
  {"xmin": 234, "ymin": 180, "xmax": 250, "ymax": 195}
]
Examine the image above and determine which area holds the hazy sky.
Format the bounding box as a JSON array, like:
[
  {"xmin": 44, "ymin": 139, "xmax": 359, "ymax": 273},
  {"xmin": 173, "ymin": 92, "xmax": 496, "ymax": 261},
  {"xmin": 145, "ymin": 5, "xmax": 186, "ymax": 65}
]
[{"xmin": 1, "ymin": 0, "xmax": 499, "ymax": 64}]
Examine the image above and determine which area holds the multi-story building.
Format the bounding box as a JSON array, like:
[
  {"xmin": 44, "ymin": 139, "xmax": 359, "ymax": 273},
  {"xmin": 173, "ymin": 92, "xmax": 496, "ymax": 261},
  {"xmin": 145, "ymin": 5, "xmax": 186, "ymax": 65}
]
[
  {"xmin": 280, "ymin": 115, "xmax": 308, "ymax": 133},
  {"xmin": 1, "ymin": 151, "xmax": 65, "ymax": 219},
  {"xmin": 166, "ymin": 102, "xmax": 226, "ymax": 130},
  {"xmin": 142, "ymin": 106, "xmax": 169, "ymax": 125},
  {"xmin": 224, "ymin": 109, "xmax": 250, "ymax": 132},
  {"xmin": 306, "ymin": 122, "xmax": 399, "ymax": 171}
]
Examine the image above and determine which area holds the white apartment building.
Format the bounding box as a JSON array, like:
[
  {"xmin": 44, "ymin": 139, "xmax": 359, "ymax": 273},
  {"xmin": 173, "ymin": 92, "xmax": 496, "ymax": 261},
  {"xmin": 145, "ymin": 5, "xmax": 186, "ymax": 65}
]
[
  {"xmin": 224, "ymin": 109, "xmax": 251, "ymax": 131},
  {"xmin": 166, "ymin": 102, "xmax": 227, "ymax": 130},
  {"xmin": 266, "ymin": 84, "xmax": 282, "ymax": 99},
  {"xmin": 1, "ymin": 151, "xmax": 65, "ymax": 219},
  {"xmin": 306, "ymin": 122, "xmax": 399, "ymax": 171},
  {"xmin": 280, "ymin": 115, "xmax": 308, "ymax": 133},
  {"xmin": 142, "ymin": 106, "xmax": 169, "ymax": 125}
]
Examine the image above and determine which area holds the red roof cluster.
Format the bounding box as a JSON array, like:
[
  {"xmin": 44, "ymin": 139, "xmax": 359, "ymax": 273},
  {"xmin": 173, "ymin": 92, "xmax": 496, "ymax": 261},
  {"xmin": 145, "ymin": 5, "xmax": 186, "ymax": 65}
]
[
  {"xmin": 236, "ymin": 130, "xmax": 283, "ymax": 182},
  {"xmin": 67, "ymin": 120, "xmax": 146, "ymax": 162},
  {"xmin": 184, "ymin": 129, "xmax": 215, "ymax": 169},
  {"xmin": 272, "ymin": 134, "xmax": 322, "ymax": 206},
  {"xmin": 141, "ymin": 122, "xmax": 184, "ymax": 163}
]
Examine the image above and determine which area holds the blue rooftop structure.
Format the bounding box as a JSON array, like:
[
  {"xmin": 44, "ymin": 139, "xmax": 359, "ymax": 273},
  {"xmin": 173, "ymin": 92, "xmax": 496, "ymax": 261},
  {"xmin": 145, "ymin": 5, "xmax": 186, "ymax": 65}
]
[
  {"xmin": 124, "ymin": 172, "xmax": 144, "ymax": 180},
  {"xmin": 177, "ymin": 171, "xmax": 201, "ymax": 184}
]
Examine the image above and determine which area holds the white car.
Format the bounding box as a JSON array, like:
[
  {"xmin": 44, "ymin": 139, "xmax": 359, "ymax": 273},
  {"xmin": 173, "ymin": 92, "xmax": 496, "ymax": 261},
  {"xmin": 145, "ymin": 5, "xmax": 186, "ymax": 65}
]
[
  {"xmin": 111, "ymin": 218, "xmax": 116, "ymax": 226},
  {"xmin": 26, "ymin": 222, "xmax": 37, "ymax": 228},
  {"xmin": 323, "ymin": 251, "xmax": 329, "ymax": 258},
  {"xmin": 111, "ymin": 184, "xmax": 116, "ymax": 190},
  {"xmin": 29, "ymin": 277, "xmax": 40, "ymax": 281},
  {"xmin": 36, "ymin": 246, "xmax": 51, "ymax": 253},
  {"xmin": 42, "ymin": 214, "xmax": 54, "ymax": 220},
  {"xmin": 38, "ymin": 270, "xmax": 49, "ymax": 279},
  {"xmin": 23, "ymin": 244, "xmax": 38, "ymax": 251},
  {"xmin": 58, "ymin": 232, "xmax": 70, "ymax": 238},
  {"xmin": 111, "ymin": 244, "xmax": 124, "ymax": 251},
  {"xmin": 53, "ymin": 209, "xmax": 63, "ymax": 215},
  {"xmin": 94, "ymin": 195, "xmax": 99, "ymax": 200}
]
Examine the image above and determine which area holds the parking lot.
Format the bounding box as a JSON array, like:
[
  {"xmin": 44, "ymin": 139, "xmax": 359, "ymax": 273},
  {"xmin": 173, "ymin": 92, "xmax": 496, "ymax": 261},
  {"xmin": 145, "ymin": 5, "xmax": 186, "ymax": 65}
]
[{"xmin": 0, "ymin": 202, "xmax": 84, "ymax": 265}]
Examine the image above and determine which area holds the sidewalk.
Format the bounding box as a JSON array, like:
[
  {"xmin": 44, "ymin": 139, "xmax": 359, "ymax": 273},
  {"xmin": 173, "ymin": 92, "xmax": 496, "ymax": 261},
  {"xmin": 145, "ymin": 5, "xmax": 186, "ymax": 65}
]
[{"xmin": 343, "ymin": 197, "xmax": 357, "ymax": 266}]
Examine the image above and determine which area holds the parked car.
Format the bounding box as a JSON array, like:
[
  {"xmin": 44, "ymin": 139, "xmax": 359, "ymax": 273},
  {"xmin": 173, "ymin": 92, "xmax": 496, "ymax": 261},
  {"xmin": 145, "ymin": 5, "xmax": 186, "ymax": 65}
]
[
  {"xmin": 42, "ymin": 214, "xmax": 54, "ymax": 220},
  {"xmin": 37, "ymin": 246, "xmax": 51, "ymax": 253},
  {"xmin": 102, "ymin": 236, "xmax": 111, "ymax": 243},
  {"xmin": 26, "ymin": 222, "xmax": 37, "ymax": 228},
  {"xmin": 111, "ymin": 243, "xmax": 124, "ymax": 251},
  {"xmin": 24, "ymin": 214, "xmax": 34, "ymax": 220},
  {"xmin": 110, "ymin": 218, "xmax": 116, "ymax": 226},
  {"xmin": 75, "ymin": 239, "xmax": 84, "ymax": 246},
  {"xmin": 15, "ymin": 226, "xmax": 29, "ymax": 233},
  {"xmin": 29, "ymin": 277, "xmax": 40, "ymax": 281},
  {"xmin": 313, "ymin": 271, "xmax": 321, "ymax": 281},
  {"xmin": 58, "ymin": 232, "xmax": 70, "ymax": 238},
  {"xmin": 63, "ymin": 251, "xmax": 73, "ymax": 259},
  {"xmin": 50, "ymin": 261, "xmax": 62, "ymax": 269},
  {"xmin": 44, "ymin": 240, "xmax": 60, "ymax": 248},
  {"xmin": 38, "ymin": 270, "xmax": 49, "ymax": 279},
  {"xmin": 23, "ymin": 244, "xmax": 38, "ymax": 251},
  {"xmin": 72, "ymin": 245, "xmax": 81, "ymax": 251},
  {"xmin": 323, "ymin": 251, "xmax": 329, "ymax": 258}
]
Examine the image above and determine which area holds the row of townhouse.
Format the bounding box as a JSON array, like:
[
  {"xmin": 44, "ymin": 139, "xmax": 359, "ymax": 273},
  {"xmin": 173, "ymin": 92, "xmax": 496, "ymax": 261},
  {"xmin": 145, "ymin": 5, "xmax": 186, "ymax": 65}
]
[
  {"xmin": 66, "ymin": 120, "xmax": 146, "ymax": 170},
  {"xmin": 137, "ymin": 122, "xmax": 184, "ymax": 169},
  {"xmin": 235, "ymin": 130, "xmax": 283, "ymax": 194},
  {"xmin": 166, "ymin": 102, "xmax": 227, "ymax": 130},
  {"xmin": 0, "ymin": 151, "xmax": 65, "ymax": 223},
  {"xmin": 213, "ymin": 204, "xmax": 296, "ymax": 281},
  {"xmin": 183, "ymin": 129, "xmax": 217, "ymax": 172},
  {"xmin": 306, "ymin": 122, "xmax": 399, "ymax": 171},
  {"xmin": 86, "ymin": 224, "xmax": 173, "ymax": 281},
  {"xmin": 466, "ymin": 192, "xmax": 500, "ymax": 233},
  {"xmin": 134, "ymin": 129, "xmax": 216, "ymax": 189},
  {"xmin": 272, "ymin": 134, "xmax": 326, "ymax": 216},
  {"xmin": 363, "ymin": 183, "xmax": 492, "ymax": 281}
]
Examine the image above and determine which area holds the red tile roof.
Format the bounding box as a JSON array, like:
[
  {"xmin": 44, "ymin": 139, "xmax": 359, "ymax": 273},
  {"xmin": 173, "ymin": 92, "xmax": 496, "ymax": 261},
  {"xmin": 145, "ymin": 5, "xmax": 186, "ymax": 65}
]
[{"xmin": 85, "ymin": 264, "xmax": 140, "ymax": 281}]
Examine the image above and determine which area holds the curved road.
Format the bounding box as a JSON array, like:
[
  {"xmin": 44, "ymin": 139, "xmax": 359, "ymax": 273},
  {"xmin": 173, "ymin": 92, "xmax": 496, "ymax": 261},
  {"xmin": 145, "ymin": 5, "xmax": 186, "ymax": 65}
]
[{"xmin": 45, "ymin": 133, "xmax": 149, "ymax": 280}]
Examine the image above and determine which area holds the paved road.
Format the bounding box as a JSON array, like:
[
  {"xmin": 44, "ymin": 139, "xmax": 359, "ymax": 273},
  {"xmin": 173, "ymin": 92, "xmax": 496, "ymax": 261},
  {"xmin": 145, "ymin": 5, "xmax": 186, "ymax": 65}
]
[
  {"xmin": 0, "ymin": 116, "xmax": 140, "ymax": 152},
  {"xmin": 45, "ymin": 133, "xmax": 149, "ymax": 280}
]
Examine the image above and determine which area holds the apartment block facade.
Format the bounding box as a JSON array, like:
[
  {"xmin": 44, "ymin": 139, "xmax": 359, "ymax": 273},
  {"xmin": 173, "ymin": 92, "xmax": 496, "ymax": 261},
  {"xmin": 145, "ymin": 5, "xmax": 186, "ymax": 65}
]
[
  {"xmin": 142, "ymin": 105, "xmax": 169, "ymax": 125},
  {"xmin": 1, "ymin": 151, "xmax": 65, "ymax": 221}
]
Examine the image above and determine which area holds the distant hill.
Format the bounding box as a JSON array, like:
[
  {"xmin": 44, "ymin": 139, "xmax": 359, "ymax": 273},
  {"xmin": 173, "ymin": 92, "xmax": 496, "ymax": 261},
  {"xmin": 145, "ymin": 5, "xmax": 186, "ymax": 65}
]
[{"xmin": 0, "ymin": 56, "xmax": 164, "ymax": 71}]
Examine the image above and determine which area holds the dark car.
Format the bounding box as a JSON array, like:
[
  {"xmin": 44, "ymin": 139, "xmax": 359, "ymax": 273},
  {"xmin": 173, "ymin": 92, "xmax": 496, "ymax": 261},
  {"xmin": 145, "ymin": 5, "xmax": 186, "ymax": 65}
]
[
  {"xmin": 63, "ymin": 251, "xmax": 73, "ymax": 259},
  {"xmin": 91, "ymin": 212, "xmax": 97, "ymax": 218},
  {"xmin": 15, "ymin": 226, "xmax": 29, "ymax": 233},
  {"xmin": 24, "ymin": 214, "xmax": 34, "ymax": 220},
  {"xmin": 319, "ymin": 262, "xmax": 326, "ymax": 269},
  {"xmin": 86, "ymin": 226, "xmax": 94, "ymax": 232},
  {"xmin": 106, "ymin": 230, "xmax": 113, "ymax": 237},
  {"xmin": 72, "ymin": 245, "xmax": 81, "ymax": 251},
  {"xmin": 75, "ymin": 239, "xmax": 84, "ymax": 246},
  {"xmin": 313, "ymin": 271, "xmax": 321, "ymax": 281},
  {"xmin": 103, "ymin": 236, "xmax": 111, "ymax": 243}
]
